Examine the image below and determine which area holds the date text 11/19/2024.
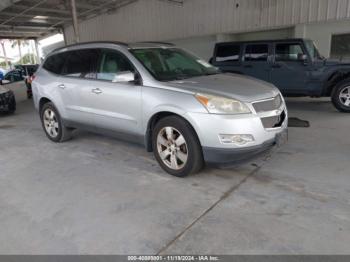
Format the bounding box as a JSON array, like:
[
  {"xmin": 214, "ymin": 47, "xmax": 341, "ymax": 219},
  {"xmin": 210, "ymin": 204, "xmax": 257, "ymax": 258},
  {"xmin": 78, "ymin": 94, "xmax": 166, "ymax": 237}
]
[{"xmin": 127, "ymin": 255, "xmax": 220, "ymax": 261}]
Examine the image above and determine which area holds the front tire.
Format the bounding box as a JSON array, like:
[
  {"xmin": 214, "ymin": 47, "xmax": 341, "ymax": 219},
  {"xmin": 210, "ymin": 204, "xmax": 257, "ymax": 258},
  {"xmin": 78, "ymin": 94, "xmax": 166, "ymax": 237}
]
[
  {"xmin": 152, "ymin": 116, "xmax": 204, "ymax": 177},
  {"xmin": 40, "ymin": 102, "xmax": 72, "ymax": 142},
  {"xmin": 331, "ymin": 79, "xmax": 350, "ymax": 113}
]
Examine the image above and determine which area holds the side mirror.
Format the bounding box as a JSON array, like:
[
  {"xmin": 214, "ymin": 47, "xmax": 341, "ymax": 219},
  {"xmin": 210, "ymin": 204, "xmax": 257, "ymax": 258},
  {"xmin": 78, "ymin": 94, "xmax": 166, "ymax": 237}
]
[
  {"xmin": 298, "ymin": 54, "xmax": 309, "ymax": 65},
  {"xmin": 112, "ymin": 71, "xmax": 135, "ymax": 83}
]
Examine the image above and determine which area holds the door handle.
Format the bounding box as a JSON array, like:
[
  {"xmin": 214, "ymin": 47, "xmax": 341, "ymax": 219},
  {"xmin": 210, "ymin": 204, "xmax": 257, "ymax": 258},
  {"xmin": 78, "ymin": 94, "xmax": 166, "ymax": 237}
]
[
  {"xmin": 58, "ymin": 84, "xmax": 66, "ymax": 89},
  {"xmin": 244, "ymin": 64, "xmax": 253, "ymax": 68},
  {"xmin": 92, "ymin": 88, "xmax": 102, "ymax": 94}
]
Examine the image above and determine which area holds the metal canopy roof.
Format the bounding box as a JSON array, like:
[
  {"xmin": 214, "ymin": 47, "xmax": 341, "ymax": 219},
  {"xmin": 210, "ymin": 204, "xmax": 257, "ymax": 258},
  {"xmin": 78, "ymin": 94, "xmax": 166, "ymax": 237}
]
[{"xmin": 0, "ymin": 0, "xmax": 139, "ymax": 39}]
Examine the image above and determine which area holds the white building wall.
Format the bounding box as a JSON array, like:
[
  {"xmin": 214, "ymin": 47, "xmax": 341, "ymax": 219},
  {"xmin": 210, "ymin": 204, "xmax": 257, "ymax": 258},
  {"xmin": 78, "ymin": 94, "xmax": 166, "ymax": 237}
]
[
  {"xmin": 64, "ymin": 0, "xmax": 350, "ymax": 45},
  {"xmin": 296, "ymin": 19, "xmax": 350, "ymax": 57}
]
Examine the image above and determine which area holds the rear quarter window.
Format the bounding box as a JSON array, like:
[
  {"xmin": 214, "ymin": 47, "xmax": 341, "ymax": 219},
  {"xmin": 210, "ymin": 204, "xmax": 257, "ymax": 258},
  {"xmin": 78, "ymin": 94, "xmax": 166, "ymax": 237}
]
[
  {"xmin": 62, "ymin": 49, "xmax": 100, "ymax": 78},
  {"xmin": 43, "ymin": 53, "xmax": 67, "ymax": 74}
]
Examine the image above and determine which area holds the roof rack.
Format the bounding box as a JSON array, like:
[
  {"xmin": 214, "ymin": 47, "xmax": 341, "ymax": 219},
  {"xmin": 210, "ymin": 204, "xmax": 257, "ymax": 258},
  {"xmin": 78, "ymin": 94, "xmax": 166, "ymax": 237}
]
[
  {"xmin": 134, "ymin": 41, "xmax": 175, "ymax": 46},
  {"xmin": 52, "ymin": 41, "xmax": 129, "ymax": 53}
]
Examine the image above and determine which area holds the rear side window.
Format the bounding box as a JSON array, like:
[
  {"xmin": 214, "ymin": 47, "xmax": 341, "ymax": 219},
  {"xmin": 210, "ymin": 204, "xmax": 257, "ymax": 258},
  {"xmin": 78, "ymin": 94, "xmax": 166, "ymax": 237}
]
[
  {"xmin": 244, "ymin": 44, "xmax": 269, "ymax": 61},
  {"xmin": 62, "ymin": 49, "xmax": 100, "ymax": 78},
  {"xmin": 43, "ymin": 53, "xmax": 67, "ymax": 74},
  {"xmin": 275, "ymin": 43, "xmax": 305, "ymax": 61},
  {"xmin": 215, "ymin": 44, "xmax": 241, "ymax": 62}
]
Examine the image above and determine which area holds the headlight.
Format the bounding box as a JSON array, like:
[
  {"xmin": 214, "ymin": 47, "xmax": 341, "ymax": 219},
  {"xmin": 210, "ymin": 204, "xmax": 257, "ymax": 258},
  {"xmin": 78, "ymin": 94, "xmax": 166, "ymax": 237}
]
[{"xmin": 195, "ymin": 93, "xmax": 251, "ymax": 114}]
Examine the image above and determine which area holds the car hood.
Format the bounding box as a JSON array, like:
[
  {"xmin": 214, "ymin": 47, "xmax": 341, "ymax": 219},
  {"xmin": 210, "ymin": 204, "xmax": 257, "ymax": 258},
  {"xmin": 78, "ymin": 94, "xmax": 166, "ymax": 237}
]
[
  {"xmin": 165, "ymin": 73, "xmax": 280, "ymax": 102},
  {"xmin": 0, "ymin": 85, "xmax": 10, "ymax": 94}
]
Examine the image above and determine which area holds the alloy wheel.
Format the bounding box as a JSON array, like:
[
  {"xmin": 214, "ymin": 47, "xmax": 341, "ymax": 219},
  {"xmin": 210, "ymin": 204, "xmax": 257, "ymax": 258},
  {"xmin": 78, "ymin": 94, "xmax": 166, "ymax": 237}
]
[
  {"xmin": 156, "ymin": 127, "xmax": 188, "ymax": 170},
  {"xmin": 339, "ymin": 86, "xmax": 350, "ymax": 107},
  {"xmin": 43, "ymin": 108, "xmax": 59, "ymax": 138}
]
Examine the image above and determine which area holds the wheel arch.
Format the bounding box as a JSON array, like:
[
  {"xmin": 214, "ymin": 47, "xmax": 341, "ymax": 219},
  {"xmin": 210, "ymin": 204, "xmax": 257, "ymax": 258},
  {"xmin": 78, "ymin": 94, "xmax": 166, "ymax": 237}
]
[
  {"xmin": 325, "ymin": 70, "xmax": 350, "ymax": 96},
  {"xmin": 39, "ymin": 97, "xmax": 52, "ymax": 113},
  {"xmin": 145, "ymin": 111, "xmax": 201, "ymax": 152}
]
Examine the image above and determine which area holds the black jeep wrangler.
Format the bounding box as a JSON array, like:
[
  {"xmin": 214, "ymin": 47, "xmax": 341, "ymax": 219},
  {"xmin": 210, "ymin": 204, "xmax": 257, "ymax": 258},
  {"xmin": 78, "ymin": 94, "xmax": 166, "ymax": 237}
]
[{"xmin": 211, "ymin": 38, "xmax": 350, "ymax": 112}]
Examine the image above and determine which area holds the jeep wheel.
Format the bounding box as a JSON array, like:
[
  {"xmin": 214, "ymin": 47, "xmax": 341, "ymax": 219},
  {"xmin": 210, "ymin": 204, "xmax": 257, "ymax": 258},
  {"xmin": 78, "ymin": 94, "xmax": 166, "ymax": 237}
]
[
  {"xmin": 40, "ymin": 102, "xmax": 72, "ymax": 142},
  {"xmin": 152, "ymin": 116, "xmax": 204, "ymax": 177},
  {"xmin": 332, "ymin": 80, "xmax": 350, "ymax": 113},
  {"xmin": 7, "ymin": 96, "xmax": 16, "ymax": 114}
]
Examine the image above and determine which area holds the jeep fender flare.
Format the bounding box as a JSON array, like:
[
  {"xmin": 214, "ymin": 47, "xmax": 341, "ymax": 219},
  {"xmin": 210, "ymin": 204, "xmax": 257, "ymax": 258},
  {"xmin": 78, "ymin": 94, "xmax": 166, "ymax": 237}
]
[{"xmin": 325, "ymin": 70, "xmax": 350, "ymax": 96}]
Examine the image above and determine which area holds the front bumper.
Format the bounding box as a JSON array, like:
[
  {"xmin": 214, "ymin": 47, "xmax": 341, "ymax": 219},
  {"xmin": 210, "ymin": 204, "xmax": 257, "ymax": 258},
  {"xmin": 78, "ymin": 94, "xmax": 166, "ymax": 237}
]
[
  {"xmin": 203, "ymin": 128, "xmax": 288, "ymax": 163},
  {"xmin": 185, "ymin": 104, "xmax": 288, "ymax": 164}
]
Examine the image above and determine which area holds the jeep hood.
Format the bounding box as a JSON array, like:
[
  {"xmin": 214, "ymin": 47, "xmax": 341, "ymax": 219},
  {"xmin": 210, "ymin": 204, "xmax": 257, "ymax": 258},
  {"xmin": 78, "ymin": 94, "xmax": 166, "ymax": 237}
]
[
  {"xmin": 166, "ymin": 73, "xmax": 280, "ymax": 102},
  {"xmin": 324, "ymin": 58, "xmax": 350, "ymax": 66}
]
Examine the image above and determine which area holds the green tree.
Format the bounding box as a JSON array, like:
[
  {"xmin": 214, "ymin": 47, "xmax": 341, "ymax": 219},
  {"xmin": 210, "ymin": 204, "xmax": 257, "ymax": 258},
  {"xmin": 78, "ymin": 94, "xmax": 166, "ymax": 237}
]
[
  {"xmin": 0, "ymin": 39, "xmax": 9, "ymax": 69},
  {"xmin": 0, "ymin": 60, "xmax": 12, "ymax": 68},
  {"xmin": 10, "ymin": 39, "xmax": 30, "ymax": 64},
  {"xmin": 18, "ymin": 53, "xmax": 36, "ymax": 64}
]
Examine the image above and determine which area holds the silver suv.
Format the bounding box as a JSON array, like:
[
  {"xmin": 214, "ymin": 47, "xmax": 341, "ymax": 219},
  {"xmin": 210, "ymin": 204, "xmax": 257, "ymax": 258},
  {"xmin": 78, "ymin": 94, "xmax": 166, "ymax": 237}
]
[{"xmin": 32, "ymin": 42, "xmax": 288, "ymax": 177}]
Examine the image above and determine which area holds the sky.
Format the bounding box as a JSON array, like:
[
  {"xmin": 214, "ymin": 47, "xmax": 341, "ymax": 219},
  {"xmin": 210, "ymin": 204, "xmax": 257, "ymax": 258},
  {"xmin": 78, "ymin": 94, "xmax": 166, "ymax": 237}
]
[{"xmin": 0, "ymin": 34, "xmax": 64, "ymax": 62}]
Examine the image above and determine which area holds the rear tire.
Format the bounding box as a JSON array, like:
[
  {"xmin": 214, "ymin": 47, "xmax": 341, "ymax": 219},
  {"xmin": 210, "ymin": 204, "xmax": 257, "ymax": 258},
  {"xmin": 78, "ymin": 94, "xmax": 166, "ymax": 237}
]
[
  {"xmin": 152, "ymin": 116, "xmax": 204, "ymax": 177},
  {"xmin": 40, "ymin": 102, "xmax": 72, "ymax": 142},
  {"xmin": 331, "ymin": 79, "xmax": 350, "ymax": 113}
]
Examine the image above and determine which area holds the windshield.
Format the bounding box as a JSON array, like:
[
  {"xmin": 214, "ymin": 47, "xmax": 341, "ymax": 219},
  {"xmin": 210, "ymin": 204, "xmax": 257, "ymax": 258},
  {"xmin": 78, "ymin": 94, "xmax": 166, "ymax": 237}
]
[
  {"xmin": 305, "ymin": 40, "xmax": 324, "ymax": 60},
  {"xmin": 130, "ymin": 48, "xmax": 219, "ymax": 81}
]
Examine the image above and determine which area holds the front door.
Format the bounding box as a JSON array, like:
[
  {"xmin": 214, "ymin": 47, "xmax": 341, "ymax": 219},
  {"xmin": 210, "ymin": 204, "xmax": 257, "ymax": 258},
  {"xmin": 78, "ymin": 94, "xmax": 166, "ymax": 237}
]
[
  {"xmin": 89, "ymin": 49, "xmax": 142, "ymax": 136},
  {"xmin": 241, "ymin": 43, "xmax": 271, "ymax": 82},
  {"xmin": 270, "ymin": 42, "xmax": 311, "ymax": 95}
]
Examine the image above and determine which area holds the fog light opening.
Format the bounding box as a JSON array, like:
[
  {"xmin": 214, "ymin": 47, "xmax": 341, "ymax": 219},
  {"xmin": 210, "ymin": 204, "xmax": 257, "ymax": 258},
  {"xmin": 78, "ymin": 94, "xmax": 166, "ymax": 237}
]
[{"xmin": 219, "ymin": 134, "xmax": 255, "ymax": 145}]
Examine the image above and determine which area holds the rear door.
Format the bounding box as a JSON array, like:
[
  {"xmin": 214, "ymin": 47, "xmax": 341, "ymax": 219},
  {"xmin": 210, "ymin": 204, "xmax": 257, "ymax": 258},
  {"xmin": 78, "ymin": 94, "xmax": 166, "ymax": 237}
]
[
  {"xmin": 58, "ymin": 48, "xmax": 100, "ymax": 126},
  {"xmin": 241, "ymin": 43, "xmax": 271, "ymax": 82},
  {"xmin": 270, "ymin": 42, "xmax": 311, "ymax": 95}
]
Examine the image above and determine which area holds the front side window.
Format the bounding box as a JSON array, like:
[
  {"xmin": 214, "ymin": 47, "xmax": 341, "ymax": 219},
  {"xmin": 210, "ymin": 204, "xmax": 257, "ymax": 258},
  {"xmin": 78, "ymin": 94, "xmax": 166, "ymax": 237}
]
[
  {"xmin": 244, "ymin": 44, "xmax": 269, "ymax": 62},
  {"xmin": 275, "ymin": 43, "xmax": 305, "ymax": 62},
  {"xmin": 62, "ymin": 49, "xmax": 100, "ymax": 78},
  {"xmin": 215, "ymin": 44, "xmax": 241, "ymax": 63},
  {"xmin": 131, "ymin": 48, "xmax": 219, "ymax": 81},
  {"xmin": 97, "ymin": 50, "xmax": 134, "ymax": 81}
]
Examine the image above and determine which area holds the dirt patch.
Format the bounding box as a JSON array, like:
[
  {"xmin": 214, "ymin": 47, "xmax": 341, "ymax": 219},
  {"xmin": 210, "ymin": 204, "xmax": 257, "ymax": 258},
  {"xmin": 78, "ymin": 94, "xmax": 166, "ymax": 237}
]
[{"xmin": 288, "ymin": 117, "xmax": 310, "ymax": 128}]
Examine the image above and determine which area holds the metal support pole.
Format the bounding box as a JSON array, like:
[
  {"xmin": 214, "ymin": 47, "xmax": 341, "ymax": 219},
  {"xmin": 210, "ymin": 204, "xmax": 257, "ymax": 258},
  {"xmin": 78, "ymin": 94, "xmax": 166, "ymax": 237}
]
[
  {"xmin": 60, "ymin": 27, "xmax": 68, "ymax": 46},
  {"xmin": 70, "ymin": 0, "xmax": 80, "ymax": 43},
  {"xmin": 34, "ymin": 39, "xmax": 40, "ymax": 64},
  {"xmin": 0, "ymin": 40, "xmax": 9, "ymax": 69}
]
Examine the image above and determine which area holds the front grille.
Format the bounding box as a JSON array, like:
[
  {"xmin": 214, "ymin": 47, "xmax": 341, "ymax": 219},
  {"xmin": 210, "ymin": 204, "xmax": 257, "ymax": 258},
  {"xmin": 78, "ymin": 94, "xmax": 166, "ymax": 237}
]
[
  {"xmin": 253, "ymin": 95, "xmax": 282, "ymax": 113},
  {"xmin": 261, "ymin": 111, "xmax": 286, "ymax": 129}
]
